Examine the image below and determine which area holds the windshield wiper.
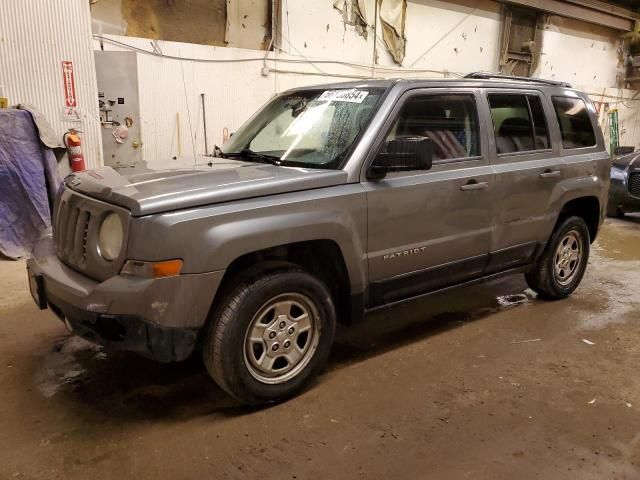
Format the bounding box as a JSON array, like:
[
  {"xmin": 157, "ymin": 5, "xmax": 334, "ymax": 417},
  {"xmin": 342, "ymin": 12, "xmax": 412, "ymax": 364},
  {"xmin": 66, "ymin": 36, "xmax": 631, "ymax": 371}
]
[{"xmin": 221, "ymin": 148, "xmax": 282, "ymax": 166}]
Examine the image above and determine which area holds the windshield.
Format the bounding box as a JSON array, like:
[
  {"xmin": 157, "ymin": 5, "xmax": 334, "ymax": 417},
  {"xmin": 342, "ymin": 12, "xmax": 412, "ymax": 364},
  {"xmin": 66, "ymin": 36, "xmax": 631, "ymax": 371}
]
[{"xmin": 220, "ymin": 87, "xmax": 385, "ymax": 169}]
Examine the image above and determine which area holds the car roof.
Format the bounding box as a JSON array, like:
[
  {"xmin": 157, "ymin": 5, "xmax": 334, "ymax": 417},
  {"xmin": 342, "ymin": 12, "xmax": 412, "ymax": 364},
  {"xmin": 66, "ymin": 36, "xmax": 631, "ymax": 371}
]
[{"xmin": 287, "ymin": 74, "xmax": 578, "ymax": 94}]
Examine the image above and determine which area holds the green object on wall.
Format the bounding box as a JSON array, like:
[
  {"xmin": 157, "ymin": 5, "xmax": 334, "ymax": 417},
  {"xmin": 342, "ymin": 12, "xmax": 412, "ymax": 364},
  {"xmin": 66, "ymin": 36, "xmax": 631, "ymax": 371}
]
[{"xmin": 609, "ymin": 108, "xmax": 619, "ymax": 156}]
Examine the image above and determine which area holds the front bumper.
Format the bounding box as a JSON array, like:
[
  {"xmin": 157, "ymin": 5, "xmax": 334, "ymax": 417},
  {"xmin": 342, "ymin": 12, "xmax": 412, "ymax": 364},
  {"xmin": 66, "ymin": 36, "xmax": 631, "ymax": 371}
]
[
  {"xmin": 609, "ymin": 180, "xmax": 640, "ymax": 213},
  {"xmin": 27, "ymin": 234, "xmax": 224, "ymax": 362}
]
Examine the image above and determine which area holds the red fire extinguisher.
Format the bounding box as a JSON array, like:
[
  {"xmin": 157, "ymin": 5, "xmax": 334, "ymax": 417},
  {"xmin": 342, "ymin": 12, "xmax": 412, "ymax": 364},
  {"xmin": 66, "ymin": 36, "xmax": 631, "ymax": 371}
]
[{"xmin": 63, "ymin": 129, "xmax": 86, "ymax": 172}]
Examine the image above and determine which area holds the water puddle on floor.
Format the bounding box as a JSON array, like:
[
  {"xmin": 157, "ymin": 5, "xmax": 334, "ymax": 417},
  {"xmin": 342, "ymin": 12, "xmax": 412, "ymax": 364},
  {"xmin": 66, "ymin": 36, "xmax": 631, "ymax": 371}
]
[
  {"xmin": 575, "ymin": 218, "xmax": 640, "ymax": 330},
  {"xmin": 575, "ymin": 255, "xmax": 640, "ymax": 330},
  {"xmin": 34, "ymin": 336, "xmax": 105, "ymax": 398},
  {"xmin": 496, "ymin": 289, "xmax": 537, "ymax": 308},
  {"xmin": 596, "ymin": 219, "xmax": 640, "ymax": 261}
]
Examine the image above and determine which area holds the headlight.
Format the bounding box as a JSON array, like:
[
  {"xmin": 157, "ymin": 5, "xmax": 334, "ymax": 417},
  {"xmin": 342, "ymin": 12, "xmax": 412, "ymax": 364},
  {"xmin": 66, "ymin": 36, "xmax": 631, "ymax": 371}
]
[
  {"xmin": 611, "ymin": 166, "xmax": 627, "ymax": 182},
  {"xmin": 98, "ymin": 213, "xmax": 123, "ymax": 261}
]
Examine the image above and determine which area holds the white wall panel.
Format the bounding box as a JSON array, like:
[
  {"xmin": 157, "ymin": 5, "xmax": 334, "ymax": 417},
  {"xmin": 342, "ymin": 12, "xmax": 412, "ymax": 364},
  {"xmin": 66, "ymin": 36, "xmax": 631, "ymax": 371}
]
[
  {"xmin": 284, "ymin": 0, "xmax": 501, "ymax": 74},
  {"xmin": 98, "ymin": 37, "xmax": 273, "ymax": 162},
  {"xmin": 0, "ymin": 0, "xmax": 102, "ymax": 171},
  {"xmin": 534, "ymin": 15, "xmax": 621, "ymax": 89},
  {"xmin": 97, "ymin": 35, "xmax": 360, "ymax": 163},
  {"xmin": 283, "ymin": 0, "xmax": 377, "ymax": 66},
  {"xmin": 403, "ymin": 0, "xmax": 501, "ymax": 73}
]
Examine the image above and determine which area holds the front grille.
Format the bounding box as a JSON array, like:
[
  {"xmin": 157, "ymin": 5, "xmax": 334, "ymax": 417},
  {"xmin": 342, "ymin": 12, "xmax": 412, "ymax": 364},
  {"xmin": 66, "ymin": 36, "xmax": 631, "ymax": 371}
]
[
  {"xmin": 630, "ymin": 172, "xmax": 640, "ymax": 197},
  {"xmin": 52, "ymin": 187, "xmax": 129, "ymax": 281},
  {"xmin": 55, "ymin": 201, "xmax": 92, "ymax": 269}
]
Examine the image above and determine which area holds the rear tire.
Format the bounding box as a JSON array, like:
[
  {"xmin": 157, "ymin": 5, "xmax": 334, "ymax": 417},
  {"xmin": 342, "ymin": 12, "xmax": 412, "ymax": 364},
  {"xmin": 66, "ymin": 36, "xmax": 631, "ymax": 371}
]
[
  {"xmin": 202, "ymin": 269, "xmax": 336, "ymax": 405},
  {"xmin": 525, "ymin": 216, "xmax": 590, "ymax": 300}
]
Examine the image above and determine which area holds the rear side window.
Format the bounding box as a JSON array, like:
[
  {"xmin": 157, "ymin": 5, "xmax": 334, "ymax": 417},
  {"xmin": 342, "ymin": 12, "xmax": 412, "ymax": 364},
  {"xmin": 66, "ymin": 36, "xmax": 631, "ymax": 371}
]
[
  {"xmin": 385, "ymin": 94, "xmax": 480, "ymax": 162},
  {"xmin": 552, "ymin": 96, "xmax": 596, "ymax": 149},
  {"xmin": 488, "ymin": 94, "xmax": 550, "ymax": 154}
]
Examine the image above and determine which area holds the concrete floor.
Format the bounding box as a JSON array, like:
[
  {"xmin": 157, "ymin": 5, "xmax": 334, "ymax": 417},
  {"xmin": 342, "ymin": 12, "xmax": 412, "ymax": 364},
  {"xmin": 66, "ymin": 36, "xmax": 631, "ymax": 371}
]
[{"xmin": 1, "ymin": 217, "xmax": 640, "ymax": 479}]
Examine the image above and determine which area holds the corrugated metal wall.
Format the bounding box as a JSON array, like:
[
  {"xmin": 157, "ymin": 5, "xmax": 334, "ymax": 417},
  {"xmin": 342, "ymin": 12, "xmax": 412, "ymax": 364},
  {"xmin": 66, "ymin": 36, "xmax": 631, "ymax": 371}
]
[{"xmin": 0, "ymin": 0, "xmax": 102, "ymax": 171}]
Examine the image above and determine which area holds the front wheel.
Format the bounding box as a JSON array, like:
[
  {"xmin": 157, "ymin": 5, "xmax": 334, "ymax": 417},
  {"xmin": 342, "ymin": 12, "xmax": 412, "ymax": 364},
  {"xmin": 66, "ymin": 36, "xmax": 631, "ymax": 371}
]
[
  {"xmin": 525, "ymin": 216, "xmax": 590, "ymax": 300},
  {"xmin": 202, "ymin": 269, "xmax": 336, "ymax": 405}
]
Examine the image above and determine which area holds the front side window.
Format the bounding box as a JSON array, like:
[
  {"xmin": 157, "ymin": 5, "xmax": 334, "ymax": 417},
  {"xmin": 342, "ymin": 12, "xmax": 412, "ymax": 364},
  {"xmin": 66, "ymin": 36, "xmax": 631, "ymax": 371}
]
[
  {"xmin": 384, "ymin": 94, "xmax": 480, "ymax": 162},
  {"xmin": 552, "ymin": 96, "xmax": 596, "ymax": 149},
  {"xmin": 488, "ymin": 93, "xmax": 550, "ymax": 154},
  {"xmin": 221, "ymin": 88, "xmax": 384, "ymax": 169}
]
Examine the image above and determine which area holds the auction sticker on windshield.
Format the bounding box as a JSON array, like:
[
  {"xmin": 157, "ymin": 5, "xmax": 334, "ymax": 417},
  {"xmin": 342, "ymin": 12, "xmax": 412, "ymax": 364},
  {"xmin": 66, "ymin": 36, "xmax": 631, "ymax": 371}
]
[{"xmin": 318, "ymin": 89, "xmax": 368, "ymax": 103}]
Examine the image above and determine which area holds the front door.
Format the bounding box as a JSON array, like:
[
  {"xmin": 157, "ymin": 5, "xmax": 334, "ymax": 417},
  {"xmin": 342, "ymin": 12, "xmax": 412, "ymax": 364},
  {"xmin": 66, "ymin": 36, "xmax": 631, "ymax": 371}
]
[{"xmin": 363, "ymin": 89, "xmax": 493, "ymax": 306}]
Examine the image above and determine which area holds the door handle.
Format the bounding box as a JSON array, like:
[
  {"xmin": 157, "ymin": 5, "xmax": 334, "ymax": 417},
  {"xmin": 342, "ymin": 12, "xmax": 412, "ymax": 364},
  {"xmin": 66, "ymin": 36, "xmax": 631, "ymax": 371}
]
[
  {"xmin": 539, "ymin": 170, "xmax": 561, "ymax": 179},
  {"xmin": 460, "ymin": 181, "xmax": 489, "ymax": 191}
]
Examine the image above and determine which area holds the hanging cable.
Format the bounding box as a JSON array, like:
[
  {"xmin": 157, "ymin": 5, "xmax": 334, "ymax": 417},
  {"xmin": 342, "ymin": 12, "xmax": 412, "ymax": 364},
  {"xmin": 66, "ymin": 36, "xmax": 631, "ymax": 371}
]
[
  {"xmin": 178, "ymin": 50, "xmax": 197, "ymax": 164},
  {"xmin": 93, "ymin": 34, "xmax": 464, "ymax": 77},
  {"xmin": 269, "ymin": 68, "xmax": 371, "ymax": 80}
]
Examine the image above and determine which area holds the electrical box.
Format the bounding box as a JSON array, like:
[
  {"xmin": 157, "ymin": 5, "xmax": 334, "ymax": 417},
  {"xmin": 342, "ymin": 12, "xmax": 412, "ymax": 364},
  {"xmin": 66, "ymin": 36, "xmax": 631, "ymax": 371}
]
[{"xmin": 94, "ymin": 51, "xmax": 142, "ymax": 168}]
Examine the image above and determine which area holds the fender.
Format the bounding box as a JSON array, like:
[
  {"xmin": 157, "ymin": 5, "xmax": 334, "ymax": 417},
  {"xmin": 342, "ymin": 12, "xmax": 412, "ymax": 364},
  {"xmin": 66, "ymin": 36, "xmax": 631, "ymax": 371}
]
[
  {"xmin": 127, "ymin": 185, "xmax": 368, "ymax": 295},
  {"xmin": 198, "ymin": 211, "xmax": 367, "ymax": 292},
  {"xmin": 543, "ymin": 174, "xmax": 607, "ymax": 233}
]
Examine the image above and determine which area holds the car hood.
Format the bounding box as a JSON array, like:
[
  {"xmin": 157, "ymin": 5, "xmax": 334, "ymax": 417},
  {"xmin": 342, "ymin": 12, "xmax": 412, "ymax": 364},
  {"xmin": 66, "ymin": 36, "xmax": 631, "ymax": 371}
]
[
  {"xmin": 64, "ymin": 159, "xmax": 348, "ymax": 216},
  {"xmin": 612, "ymin": 152, "xmax": 640, "ymax": 169}
]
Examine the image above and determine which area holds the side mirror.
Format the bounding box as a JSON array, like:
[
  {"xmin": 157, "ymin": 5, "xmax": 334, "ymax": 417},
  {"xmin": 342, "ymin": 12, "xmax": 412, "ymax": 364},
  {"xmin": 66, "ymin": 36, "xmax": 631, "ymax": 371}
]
[{"xmin": 368, "ymin": 137, "xmax": 433, "ymax": 179}]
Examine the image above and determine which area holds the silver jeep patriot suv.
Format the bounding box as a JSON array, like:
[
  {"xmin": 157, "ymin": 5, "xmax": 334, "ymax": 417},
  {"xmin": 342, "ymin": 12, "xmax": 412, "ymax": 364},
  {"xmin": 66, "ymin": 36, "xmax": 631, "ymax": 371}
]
[{"xmin": 27, "ymin": 73, "xmax": 610, "ymax": 404}]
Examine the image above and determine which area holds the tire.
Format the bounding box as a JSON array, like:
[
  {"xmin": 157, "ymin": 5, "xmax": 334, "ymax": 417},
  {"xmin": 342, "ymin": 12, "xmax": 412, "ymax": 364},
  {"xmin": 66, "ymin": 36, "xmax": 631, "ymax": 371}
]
[
  {"xmin": 525, "ymin": 216, "xmax": 590, "ymax": 300},
  {"xmin": 202, "ymin": 269, "xmax": 336, "ymax": 405},
  {"xmin": 606, "ymin": 201, "xmax": 624, "ymax": 218}
]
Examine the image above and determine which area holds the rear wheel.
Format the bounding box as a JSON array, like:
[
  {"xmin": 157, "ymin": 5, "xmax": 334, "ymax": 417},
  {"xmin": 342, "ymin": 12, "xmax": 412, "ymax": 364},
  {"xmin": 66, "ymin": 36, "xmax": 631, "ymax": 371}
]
[
  {"xmin": 525, "ymin": 216, "xmax": 590, "ymax": 300},
  {"xmin": 202, "ymin": 269, "xmax": 336, "ymax": 405}
]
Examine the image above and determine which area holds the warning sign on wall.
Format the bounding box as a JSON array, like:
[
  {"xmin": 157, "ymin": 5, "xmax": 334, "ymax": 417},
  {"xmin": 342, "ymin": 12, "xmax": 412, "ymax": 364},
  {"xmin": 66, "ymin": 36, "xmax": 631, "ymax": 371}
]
[{"xmin": 61, "ymin": 61, "xmax": 77, "ymax": 108}]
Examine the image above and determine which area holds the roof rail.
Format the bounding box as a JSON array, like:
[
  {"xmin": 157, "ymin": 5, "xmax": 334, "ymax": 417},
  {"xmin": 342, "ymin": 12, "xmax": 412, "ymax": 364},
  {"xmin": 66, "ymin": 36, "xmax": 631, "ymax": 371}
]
[{"xmin": 464, "ymin": 72, "xmax": 572, "ymax": 88}]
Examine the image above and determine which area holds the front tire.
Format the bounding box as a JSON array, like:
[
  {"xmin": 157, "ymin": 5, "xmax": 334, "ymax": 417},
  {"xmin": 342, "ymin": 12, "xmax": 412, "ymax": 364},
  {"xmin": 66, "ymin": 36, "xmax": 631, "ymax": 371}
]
[
  {"xmin": 525, "ymin": 216, "xmax": 590, "ymax": 300},
  {"xmin": 202, "ymin": 269, "xmax": 336, "ymax": 405}
]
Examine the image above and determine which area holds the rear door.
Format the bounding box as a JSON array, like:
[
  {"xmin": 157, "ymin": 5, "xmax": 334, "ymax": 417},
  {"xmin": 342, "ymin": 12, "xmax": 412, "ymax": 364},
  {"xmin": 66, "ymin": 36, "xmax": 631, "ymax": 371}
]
[
  {"xmin": 482, "ymin": 89, "xmax": 564, "ymax": 272},
  {"xmin": 363, "ymin": 88, "xmax": 493, "ymax": 306}
]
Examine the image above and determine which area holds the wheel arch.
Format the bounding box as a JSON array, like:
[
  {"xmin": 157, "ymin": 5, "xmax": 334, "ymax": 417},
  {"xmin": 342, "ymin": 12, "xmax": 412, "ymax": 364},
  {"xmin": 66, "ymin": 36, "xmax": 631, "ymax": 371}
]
[
  {"xmin": 211, "ymin": 239, "xmax": 359, "ymax": 325},
  {"xmin": 556, "ymin": 195, "xmax": 601, "ymax": 243},
  {"xmin": 547, "ymin": 175, "xmax": 606, "ymax": 243}
]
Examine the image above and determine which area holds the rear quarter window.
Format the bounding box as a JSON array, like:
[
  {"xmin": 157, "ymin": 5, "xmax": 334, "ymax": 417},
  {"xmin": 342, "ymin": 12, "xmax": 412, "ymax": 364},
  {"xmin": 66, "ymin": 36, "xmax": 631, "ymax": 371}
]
[{"xmin": 552, "ymin": 96, "xmax": 596, "ymax": 149}]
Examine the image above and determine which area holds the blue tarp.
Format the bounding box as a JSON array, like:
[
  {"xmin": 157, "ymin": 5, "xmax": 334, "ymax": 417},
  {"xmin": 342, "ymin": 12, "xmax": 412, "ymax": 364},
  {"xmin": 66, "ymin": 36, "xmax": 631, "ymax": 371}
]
[{"xmin": 0, "ymin": 109, "xmax": 61, "ymax": 259}]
